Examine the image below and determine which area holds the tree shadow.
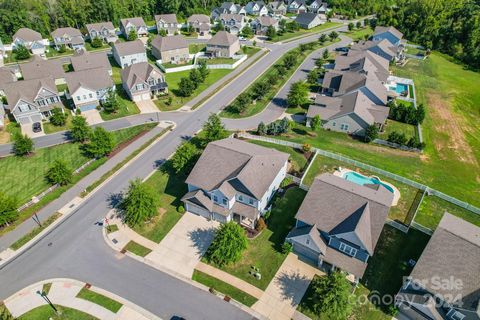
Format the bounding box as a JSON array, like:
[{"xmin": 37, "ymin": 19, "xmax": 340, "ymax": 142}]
[
  {"xmin": 275, "ymin": 270, "xmax": 311, "ymax": 304},
  {"xmin": 272, "ymin": 97, "xmax": 287, "ymax": 108},
  {"xmin": 292, "ymin": 128, "xmax": 308, "ymax": 135},
  {"xmin": 107, "ymin": 192, "xmax": 123, "ymax": 209},
  {"xmin": 188, "ymin": 226, "xmax": 217, "ymax": 256}
]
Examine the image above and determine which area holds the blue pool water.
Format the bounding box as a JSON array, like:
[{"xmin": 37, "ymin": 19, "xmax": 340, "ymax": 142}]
[
  {"xmin": 395, "ymin": 83, "xmax": 408, "ymax": 94},
  {"xmin": 342, "ymin": 172, "xmax": 394, "ymax": 193}
]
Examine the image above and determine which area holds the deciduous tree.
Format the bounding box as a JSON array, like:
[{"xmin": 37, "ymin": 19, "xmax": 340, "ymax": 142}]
[
  {"xmin": 71, "ymin": 116, "xmax": 91, "ymax": 143},
  {"xmin": 120, "ymin": 179, "xmax": 158, "ymax": 227},
  {"xmin": 171, "ymin": 142, "xmax": 199, "ymax": 174},
  {"xmin": 49, "ymin": 108, "xmax": 67, "ymax": 126},
  {"xmin": 46, "ymin": 159, "xmax": 73, "ymax": 185},
  {"xmin": 0, "ymin": 192, "xmax": 17, "ymax": 227},
  {"xmin": 13, "ymin": 134, "xmax": 34, "ymax": 156},
  {"xmin": 310, "ymin": 115, "xmax": 320, "ymax": 131},
  {"xmin": 84, "ymin": 127, "xmax": 115, "ymax": 158},
  {"xmin": 287, "ymin": 81, "xmax": 309, "ymax": 108},
  {"xmin": 202, "ymin": 113, "xmax": 228, "ymax": 145},
  {"xmin": 205, "ymin": 222, "xmax": 248, "ymax": 266},
  {"xmin": 310, "ymin": 272, "xmax": 353, "ymax": 320}
]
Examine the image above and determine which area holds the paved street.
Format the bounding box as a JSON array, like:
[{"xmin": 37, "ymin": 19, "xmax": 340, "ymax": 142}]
[{"xmin": 0, "ymin": 24, "xmax": 351, "ymax": 319}]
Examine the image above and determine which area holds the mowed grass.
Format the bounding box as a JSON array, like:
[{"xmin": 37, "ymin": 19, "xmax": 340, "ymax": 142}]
[
  {"xmin": 155, "ymin": 69, "xmax": 232, "ymax": 111},
  {"xmin": 209, "ymin": 187, "xmax": 306, "ymax": 290},
  {"xmin": 342, "ymin": 26, "xmax": 373, "ymax": 41},
  {"xmin": 379, "ymin": 119, "xmax": 417, "ymax": 140},
  {"xmin": 123, "ymin": 240, "xmax": 152, "ymax": 257},
  {"xmin": 76, "ymin": 288, "xmax": 123, "ymax": 313},
  {"xmin": 192, "ymin": 270, "xmax": 258, "ymax": 307},
  {"xmin": 17, "ymin": 305, "xmax": 98, "ymax": 320},
  {"xmin": 271, "ymin": 22, "xmax": 342, "ymax": 42}
]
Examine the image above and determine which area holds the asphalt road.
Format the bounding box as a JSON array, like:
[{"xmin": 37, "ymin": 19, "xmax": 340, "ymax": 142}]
[{"xmin": 0, "ymin": 24, "xmax": 351, "ymax": 319}]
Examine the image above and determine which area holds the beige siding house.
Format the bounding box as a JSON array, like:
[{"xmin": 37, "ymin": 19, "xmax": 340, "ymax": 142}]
[
  {"xmin": 206, "ymin": 31, "xmax": 240, "ymax": 58},
  {"xmin": 151, "ymin": 35, "xmax": 189, "ymax": 64},
  {"xmin": 121, "ymin": 62, "xmax": 167, "ymax": 101}
]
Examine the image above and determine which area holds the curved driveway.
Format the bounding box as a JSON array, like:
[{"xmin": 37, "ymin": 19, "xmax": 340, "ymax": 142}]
[{"xmin": 0, "ymin": 25, "xmax": 351, "ymax": 319}]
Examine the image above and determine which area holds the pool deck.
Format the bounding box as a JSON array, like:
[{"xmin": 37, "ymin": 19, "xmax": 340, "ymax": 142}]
[{"xmin": 334, "ymin": 168, "xmax": 400, "ymax": 206}]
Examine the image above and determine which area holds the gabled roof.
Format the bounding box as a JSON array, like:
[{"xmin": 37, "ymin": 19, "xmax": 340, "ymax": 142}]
[
  {"xmin": 219, "ymin": 13, "xmax": 244, "ymax": 23},
  {"xmin": 373, "ymin": 26, "xmax": 403, "ymax": 40},
  {"xmin": 20, "ymin": 55, "xmax": 65, "ymax": 80},
  {"xmin": 187, "ymin": 14, "xmax": 210, "ymax": 24},
  {"xmin": 0, "ymin": 68, "xmax": 17, "ymax": 89},
  {"xmin": 70, "ymin": 50, "xmax": 111, "ymax": 72},
  {"xmin": 13, "ymin": 28, "xmax": 42, "ymax": 42},
  {"xmin": 409, "ymin": 213, "xmax": 480, "ymax": 311},
  {"xmin": 294, "ymin": 12, "xmax": 319, "ymax": 25},
  {"xmin": 86, "ymin": 22, "xmax": 115, "ymax": 33},
  {"xmin": 121, "ymin": 62, "xmax": 163, "ymax": 89},
  {"xmin": 155, "ymin": 14, "xmax": 178, "ymax": 24},
  {"xmin": 351, "ymin": 39, "xmax": 397, "ymax": 58},
  {"xmin": 269, "ymin": 1, "xmax": 286, "ymax": 9},
  {"xmin": 65, "ymin": 67, "xmax": 113, "ymax": 94},
  {"xmin": 4, "ymin": 77, "xmax": 58, "ymax": 108},
  {"xmin": 151, "ymin": 35, "xmax": 188, "ymax": 52},
  {"xmin": 185, "ymin": 138, "xmax": 289, "ymax": 200},
  {"xmin": 120, "ymin": 17, "xmax": 147, "ymax": 28},
  {"xmin": 255, "ymin": 16, "xmax": 278, "ymax": 27},
  {"xmin": 51, "ymin": 27, "xmax": 82, "ymax": 38},
  {"xmin": 334, "ymin": 51, "xmax": 390, "ymax": 82},
  {"xmin": 113, "ymin": 39, "xmax": 145, "ymax": 56},
  {"xmin": 207, "ymin": 31, "xmax": 239, "ymax": 46}
]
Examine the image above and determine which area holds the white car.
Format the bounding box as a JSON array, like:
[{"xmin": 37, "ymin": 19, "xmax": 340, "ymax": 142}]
[{"xmin": 239, "ymin": 36, "xmax": 246, "ymax": 41}]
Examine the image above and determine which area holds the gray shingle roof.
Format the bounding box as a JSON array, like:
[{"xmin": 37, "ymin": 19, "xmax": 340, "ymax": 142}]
[
  {"xmin": 255, "ymin": 16, "xmax": 278, "ymax": 27},
  {"xmin": 65, "ymin": 67, "xmax": 113, "ymax": 93},
  {"xmin": 373, "ymin": 26, "xmax": 403, "ymax": 40},
  {"xmin": 20, "ymin": 55, "xmax": 65, "ymax": 80},
  {"xmin": 207, "ymin": 31, "xmax": 239, "ymax": 46},
  {"xmin": 219, "ymin": 13, "xmax": 244, "ymax": 23},
  {"xmin": 334, "ymin": 51, "xmax": 390, "ymax": 82},
  {"xmin": 409, "ymin": 213, "xmax": 480, "ymax": 311},
  {"xmin": 151, "ymin": 35, "xmax": 188, "ymax": 52},
  {"xmin": 187, "ymin": 14, "xmax": 210, "ymax": 24},
  {"xmin": 0, "ymin": 68, "xmax": 17, "ymax": 89},
  {"xmin": 86, "ymin": 22, "xmax": 115, "ymax": 33},
  {"xmin": 70, "ymin": 50, "xmax": 111, "ymax": 72},
  {"xmin": 155, "ymin": 14, "xmax": 178, "ymax": 24},
  {"xmin": 294, "ymin": 13, "xmax": 319, "ymax": 25},
  {"xmin": 13, "ymin": 28, "xmax": 42, "ymax": 42},
  {"xmin": 51, "ymin": 27, "xmax": 82, "ymax": 38},
  {"xmin": 120, "ymin": 17, "xmax": 147, "ymax": 28},
  {"xmin": 351, "ymin": 39, "xmax": 397, "ymax": 58},
  {"xmin": 120, "ymin": 62, "xmax": 163, "ymax": 89},
  {"xmin": 4, "ymin": 77, "xmax": 58, "ymax": 108},
  {"xmin": 113, "ymin": 39, "xmax": 145, "ymax": 56},
  {"xmin": 186, "ymin": 138, "xmax": 289, "ymax": 200}
]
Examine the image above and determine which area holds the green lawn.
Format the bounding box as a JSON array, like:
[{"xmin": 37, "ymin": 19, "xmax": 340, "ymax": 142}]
[
  {"xmin": 379, "ymin": 119, "xmax": 417, "ymax": 141},
  {"xmin": 207, "ymin": 187, "xmax": 307, "ymax": 290},
  {"xmin": 99, "ymin": 88, "xmax": 140, "ymax": 121},
  {"xmin": 271, "ymin": 22, "xmax": 342, "ymax": 42},
  {"xmin": 154, "ymin": 69, "xmax": 232, "ymax": 111},
  {"xmin": 123, "ymin": 240, "xmax": 152, "ymax": 257},
  {"xmin": 414, "ymin": 195, "xmax": 480, "ymax": 229},
  {"xmin": 200, "ymin": 57, "xmax": 235, "ymax": 65},
  {"xmin": 131, "ymin": 165, "xmax": 187, "ymax": 243},
  {"xmin": 43, "ymin": 113, "xmax": 73, "ymax": 134},
  {"xmin": 45, "ymin": 46, "xmax": 74, "ymax": 58},
  {"xmin": 76, "ymin": 288, "xmax": 122, "ymax": 313},
  {"xmin": 106, "ymin": 224, "xmax": 119, "ymax": 234},
  {"xmin": 242, "ymin": 46, "xmax": 261, "ymax": 57},
  {"xmin": 10, "ymin": 213, "xmax": 61, "ymax": 250},
  {"xmin": 192, "ymin": 270, "xmax": 258, "ymax": 307},
  {"xmin": 342, "ymin": 26, "xmax": 373, "ymax": 41},
  {"xmin": 247, "ymin": 140, "xmax": 309, "ymax": 175},
  {"xmin": 18, "ymin": 305, "xmax": 98, "ymax": 320},
  {"xmin": 189, "ymin": 43, "xmax": 206, "ymax": 54},
  {"xmin": 84, "ymin": 42, "xmax": 110, "ymax": 52}
]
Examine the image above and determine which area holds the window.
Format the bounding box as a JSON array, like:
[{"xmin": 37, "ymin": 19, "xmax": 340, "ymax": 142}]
[
  {"xmin": 77, "ymin": 96, "xmax": 81, "ymax": 101},
  {"xmin": 222, "ymin": 198, "xmax": 227, "ymax": 205},
  {"xmin": 340, "ymin": 123, "xmax": 349, "ymax": 131},
  {"xmin": 249, "ymin": 198, "xmax": 254, "ymax": 205},
  {"xmin": 339, "ymin": 242, "xmax": 357, "ymax": 256},
  {"xmin": 238, "ymin": 195, "xmax": 243, "ymax": 201},
  {"xmin": 448, "ymin": 310, "xmax": 465, "ymax": 320},
  {"xmin": 213, "ymin": 195, "xmax": 218, "ymax": 202},
  {"xmin": 83, "ymin": 95, "xmax": 87, "ymax": 100},
  {"xmin": 332, "ymin": 122, "xmax": 336, "ymax": 127},
  {"xmin": 89, "ymin": 93, "xmax": 93, "ymax": 98},
  {"xmin": 306, "ymin": 239, "xmax": 310, "ymax": 245}
]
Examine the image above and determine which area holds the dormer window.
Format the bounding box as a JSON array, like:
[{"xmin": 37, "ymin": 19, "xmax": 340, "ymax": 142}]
[
  {"xmin": 238, "ymin": 195, "xmax": 243, "ymax": 201},
  {"xmin": 447, "ymin": 309, "xmax": 465, "ymax": 320},
  {"xmin": 339, "ymin": 242, "xmax": 357, "ymax": 257},
  {"xmin": 249, "ymin": 198, "xmax": 254, "ymax": 205},
  {"xmin": 222, "ymin": 198, "xmax": 227, "ymax": 205},
  {"xmin": 213, "ymin": 195, "xmax": 218, "ymax": 202}
]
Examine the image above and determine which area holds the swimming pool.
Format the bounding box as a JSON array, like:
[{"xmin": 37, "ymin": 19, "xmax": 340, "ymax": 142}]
[
  {"xmin": 342, "ymin": 171, "xmax": 394, "ymax": 193},
  {"xmin": 388, "ymin": 83, "xmax": 409, "ymax": 94}
]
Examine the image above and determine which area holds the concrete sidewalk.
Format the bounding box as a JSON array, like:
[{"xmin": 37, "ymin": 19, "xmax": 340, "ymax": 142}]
[{"xmin": 3, "ymin": 278, "xmax": 159, "ymax": 319}]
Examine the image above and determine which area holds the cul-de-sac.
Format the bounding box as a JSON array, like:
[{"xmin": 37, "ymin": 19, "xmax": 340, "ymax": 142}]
[{"xmin": 0, "ymin": 0, "xmax": 478, "ymax": 319}]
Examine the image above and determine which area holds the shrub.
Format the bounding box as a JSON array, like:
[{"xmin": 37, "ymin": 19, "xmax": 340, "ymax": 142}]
[
  {"xmin": 91, "ymin": 37, "xmax": 104, "ymax": 48},
  {"xmin": 205, "ymin": 222, "xmax": 248, "ymax": 266},
  {"xmin": 263, "ymin": 210, "xmax": 271, "ymax": 221},
  {"xmin": 282, "ymin": 242, "xmax": 293, "ymax": 254},
  {"xmin": 58, "ymin": 44, "xmax": 67, "ymax": 53},
  {"xmin": 46, "ymin": 159, "xmax": 73, "ymax": 185},
  {"xmin": 280, "ymin": 177, "xmax": 293, "ymax": 188},
  {"xmin": 49, "ymin": 108, "xmax": 67, "ymax": 126},
  {"xmin": 255, "ymin": 217, "xmax": 266, "ymax": 232},
  {"xmin": 364, "ymin": 124, "xmax": 379, "ymax": 143},
  {"xmin": 14, "ymin": 44, "xmax": 31, "ymax": 60},
  {"xmin": 177, "ymin": 205, "xmax": 185, "ymax": 213},
  {"xmin": 257, "ymin": 122, "xmax": 267, "ymax": 135},
  {"xmin": 302, "ymin": 143, "xmax": 311, "ymax": 152},
  {"xmin": 13, "ymin": 134, "xmax": 34, "ymax": 156}
]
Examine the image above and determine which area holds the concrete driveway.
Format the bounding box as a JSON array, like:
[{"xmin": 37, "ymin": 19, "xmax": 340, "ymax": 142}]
[
  {"xmin": 83, "ymin": 109, "xmax": 104, "ymax": 125},
  {"xmin": 145, "ymin": 213, "xmax": 219, "ymax": 278},
  {"xmin": 136, "ymin": 100, "xmax": 159, "ymax": 114},
  {"xmin": 252, "ymin": 253, "xmax": 325, "ymax": 320},
  {"xmin": 20, "ymin": 123, "xmax": 45, "ymax": 138}
]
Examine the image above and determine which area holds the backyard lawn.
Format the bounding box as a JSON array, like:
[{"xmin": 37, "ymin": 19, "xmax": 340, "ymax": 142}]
[
  {"xmin": 271, "ymin": 22, "xmax": 342, "ymax": 42},
  {"xmin": 189, "ymin": 43, "xmax": 205, "ymax": 54},
  {"xmin": 342, "ymin": 26, "xmax": 373, "ymax": 41},
  {"xmin": 154, "ymin": 69, "xmax": 232, "ymax": 111},
  {"xmin": 207, "ymin": 187, "xmax": 307, "ymax": 290},
  {"xmin": 379, "ymin": 119, "xmax": 417, "ymax": 141}
]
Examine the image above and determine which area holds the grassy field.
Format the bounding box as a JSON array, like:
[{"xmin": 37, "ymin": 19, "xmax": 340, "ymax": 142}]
[
  {"xmin": 154, "ymin": 69, "xmax": 232, "ymax": 111},
  {"xmin": 123, "ymin": 240, "xmax": 152, "ymax": 257},
  {"xmin": 17, "ymin": 305, "xmax": 98, "ymax": 320},
  {"xmin": 192, "ymin": 270, "xmax": 258, "ymax": 307},
  {"xmin": 271, "ymin": 22, "xmax": 342, "ymax": 42},
  {"xmin": 379, "ymin": 119, "xmax": 417, "ymax": 140},
  {"xmin": 342, "ymin": 26, "xmax": 373, "ymax": 41},
  {"xmin": 207, "ymin": 187, "xmax": 306, "ymax": 290},
  {"xmin": 76, "ymin": 288, "xmax": 123, "ymax": 313}
]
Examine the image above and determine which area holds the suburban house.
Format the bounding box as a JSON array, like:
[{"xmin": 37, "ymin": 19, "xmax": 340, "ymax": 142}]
[
  {"xmin": 251, "ymin": 16, "xmax": 279, "ymax": 35},
  {"xmin": 351, "ymin": 39, "xmax": 404, "ymax": 62},
  {"xmin": 155, "ymin": 14, "xmax": 179, "ymax": 35},
  {"xmin": 51, "ymin": 27, "xmax": 85, "ymax": 50},
  {"xmin": 216, "ymin": 2, "xmax": 246, "ymax": 15},
  {"xmin": 245, "ymin": 1, "xmax": 269, "ymax": 16},
  {"xmin": 267, "ymin": 1, "xmax": 287, "ymax": 15},
  {"xmin": 112, "ymin": 40, "xmax": 147, "ymax": 68},
  {"xmin": 219, "ymin": 14, "xmax": 246, "ymax": 35},
  {"xmin": 12, "ymin": 28, "xmax": 45, "ymax": 55},
  {"xmin": 182, "ymin": 138, "xmax": 289, "ymax": 228},
  {"xmin": 286, "ymin": 173, "xmax": 393, "ymax": 281},
  {"xmin": 121, "ymin": 62, "xmax": 167, "ymax": 101},
  {"xmin": 85, "ymin": 22, "xmax": 118, "ymax": 43},
  {"xmin": 19, "ymin": 55, "xmax": 65, "ymax": 83},
  {"xmin": 69, "ymin": 50, "xmax": 112, "ymax": 76},
  {"xmin": 372, "ymin": 26, "xmax": 403, "ymax": 46},
  {"xmin": 206, "ymin": 31, "xmax": 240, "ymax": 58},
  {"xmin": 295, "ymin": 12, "xmax": 323, "ymax": 29},
  {"xmin": 287, "ymin": 0, "xmax": 308, "ymax": 14},
  {"xmin": 187, "ymin": 14, "xmax": 211, "ymax": 35},
  {"xmin": 307, "ymin": 90, "xmax": 389, "ymax": 135},
  {"xmin": 309, "ymin": 0, "xmax": 329, "ymax": 14},
  {"xmin": 120, "ymin": 17, "xmax": 148, "ymax": 38},
  {"xmin": 151, "ymin": 35, "xmax": 189, "ymax": 64},
  {"xmin": 335, "ymin": 50, "xmax": 390, "ymax": 83},
  {"xmin": 396, "ymin": 213, "xmax": 480, "ymax": 320},
  {"xmin": 3, "ymin": 77, "xmax": 63, "ymax": 125},
  {"xmin": 65, "ymin": 67, "xmax": 115, "ymax": 112}
]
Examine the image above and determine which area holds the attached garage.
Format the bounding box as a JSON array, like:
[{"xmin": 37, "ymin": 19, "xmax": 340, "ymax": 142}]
[
  {"xmin": 79, "ymin": 103, "xmax": 98, "ymax": 112},
  {"xmin": 185, "ymin": 202, "xmax": 211, "ymax": 219},
  {"xmin": 292, "ymin": 242, "xmax": 319, "ymax": 265},
  {"xmin": 133, "ymin": 93, "xmax": 151, "ymax": 102}
]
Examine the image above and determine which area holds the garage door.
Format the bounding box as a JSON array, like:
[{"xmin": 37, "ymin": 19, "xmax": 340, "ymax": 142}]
[
  {"xmin": 293, "ymin": 242, "xmax": 319, "ymax": 265},
  {"xmin": 79, "ymin": 103, "xmax": 98, "ymax": 112},
  {"xmin": 141, "ymin": 93, "xmax": 150, "ymax": 100},
  {"xmin": 18, "ymin": 116, "xmax": 32, "ymax": 125},
  {"xmin": 186, "ymin": 203, "xmax": 211, "ymax": 219}
]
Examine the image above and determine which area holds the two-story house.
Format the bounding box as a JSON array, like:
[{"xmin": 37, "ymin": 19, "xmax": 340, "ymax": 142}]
[
  {"xmin": 286, "ymin": 173, "xmax": 393, "ymax": 281},
  {"xmin": 187, "ymin": 14, "xmax": 211, "ymax": 36},
  {"xmin": 65, "ymin": 67, "xmax": 115, "ymax": 112},
  {"xmin": 371, "ymin": 26, "xmax": 403, "ymax": 47},
  {"xmin": 155, "ymin": 14, "xmax": 179, "ymax": 35},
  {"xmin": 85, "ymin": 22, "xmax": 118, "ymax": 43},
  {"xmin": 112, "ymin": 40, "xmax": 147, "ymax": 68},
  {"xmin": 206, "ymin": 31, "xmax": 240, "ymax": 58},
  {"xmin": 268, "ymin": 1, "xmax": 287, "ymax": 15},
  {"xmin": 151, "ymin": 35, "xmax": 190, "ymax": 64},
  {"xmin": 19, "ymin": 55, "xmax": 65, "ymax": 84},
  {"xmin": 245, "ymin": 1, "xmax": 269, "ymax": 16},
  {"xmin": 3, "ymin": 77, "xmax": 63, "ymax": 125},
  {"xmin": 70, "ymin": 50, "xmax": 112, "ymax": 76},
  {"xmin": 351, "ymin": 39, "xmax": 404, "ymax": 62},
  {"xmin": 308, "ymin": 0, "xmax": 329, "ymax": 14},
  {"xmin": 219, "ymin": 14, "xmax": 246, "ymax": 35},
  {"xmin": 251, "ymin": 16, "xmax": 279, "ymax": 35},
  {"xmin": 51, "ymin": 27, "xmax": 85, "ymax": 51},
  {"xmin": 121, "ymin": 62, "xmax": 167, "ymax": 101},
  {"xmin": 396, "ymin": 213, "xmax": 480, "ymax": 320},
  {"xmin": 287, "ymin": 0, "xmax": 308, "ymax": 14},
  {"xmin": 182, "ymin": 138, "xmax": 289, "ymax": 228},
  {"xmin": 12, "ymin": 28, "xmax": 46, "ymax": 55},
  {"xmin": 120, "ymin": 17, "xmax": 148, "ymax": 39}
]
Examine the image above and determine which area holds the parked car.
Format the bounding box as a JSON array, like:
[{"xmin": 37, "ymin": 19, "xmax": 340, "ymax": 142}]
[
  {"xmin": 238, "ymin": 36, "xmax": 246, "ymax": 41},
  {"xmin": 32, "ymin": 122, "xmax": 42, "ymax": 133},
  {"xmin": 335, "ymin": 47, "xmax": 349, "ymax": 52}
]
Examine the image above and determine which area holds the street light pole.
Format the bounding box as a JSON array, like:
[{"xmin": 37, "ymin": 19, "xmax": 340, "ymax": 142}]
[{"xmin": 36, "ymin": 290, "xmax": 58, "ymax": 314}]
